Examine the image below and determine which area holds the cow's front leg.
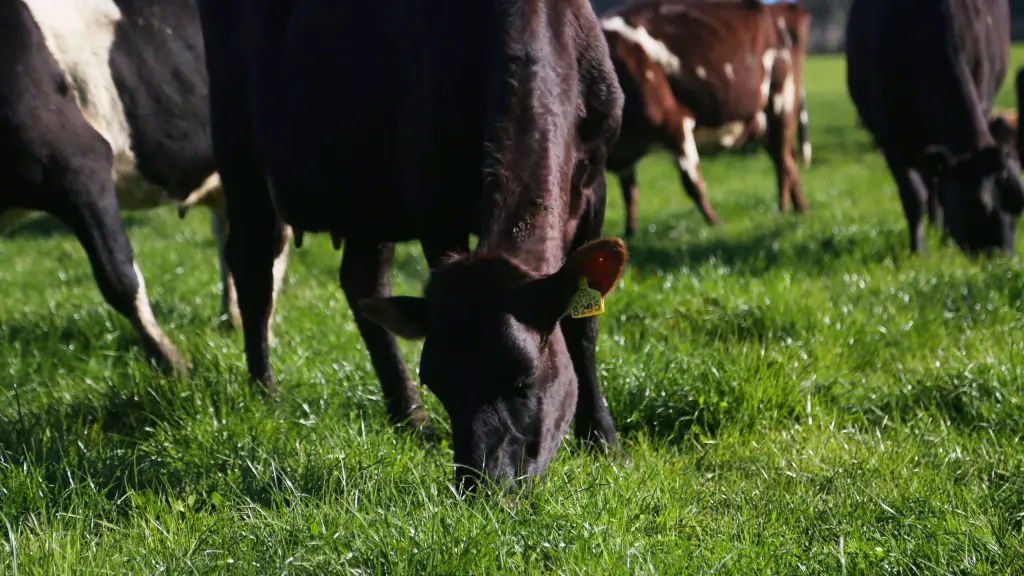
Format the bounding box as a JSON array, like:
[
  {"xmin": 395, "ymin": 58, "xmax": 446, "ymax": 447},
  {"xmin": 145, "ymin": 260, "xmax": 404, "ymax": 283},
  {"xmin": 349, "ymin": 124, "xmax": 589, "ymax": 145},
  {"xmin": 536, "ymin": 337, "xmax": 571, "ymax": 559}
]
[
  {"xmin": 340, "ymin": 240, "xmax": 432, "ymax": 436},
  {"xmin": 564, "ymin": 175, "xmax": 620, "ymax": 452},
  {"xmin": 50, "ymin": 175, "xmax": 188, "ymax": 374},
  {"xmin": 676, "ymin": 117, "xmax": 719, "ymax": 225},
  {"xmin": 613, "ymin": 167, "xmax": 640, "ymax": 238}
]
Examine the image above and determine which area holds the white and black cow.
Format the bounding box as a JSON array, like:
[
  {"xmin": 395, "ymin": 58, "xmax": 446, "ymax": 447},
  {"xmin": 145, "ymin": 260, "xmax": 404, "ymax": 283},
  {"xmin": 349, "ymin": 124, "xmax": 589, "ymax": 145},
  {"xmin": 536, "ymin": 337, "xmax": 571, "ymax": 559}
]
[{"xmin": 0, "ymin": 0, "xmax": 292, "ymax": 371}]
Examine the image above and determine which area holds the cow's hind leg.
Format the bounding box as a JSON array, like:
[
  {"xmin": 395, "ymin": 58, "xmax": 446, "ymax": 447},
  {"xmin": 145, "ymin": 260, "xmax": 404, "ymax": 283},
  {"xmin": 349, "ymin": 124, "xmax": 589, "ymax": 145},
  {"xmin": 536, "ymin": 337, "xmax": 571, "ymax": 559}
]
[
  {"xmin": 563, "ymin": 175, "xmax": 620, "ymax": 452},
  {"xmin": 210, "ymin": 207, "xmax": 242, "ymax": 330},
  {"xmin": 46, "ymin": 170, "xmax": 188, "ymax": 373},
  {"xmin": 340, "ymin": 240, "xmax": 431, "ymax": 435},
  {"xmin": 614, "ymin": 167, "xmax": 640, "ymax": 238},
  {"xmin": 212, "ymin": 205, "xmax": 292, "ymax": 345},
  {"xmin": 766, "ymin": 71, "xmax": 807, "ymax": 214},
  {"xmin": 884, "ymin": 153, "xmax": 929, "ymax": 253}
]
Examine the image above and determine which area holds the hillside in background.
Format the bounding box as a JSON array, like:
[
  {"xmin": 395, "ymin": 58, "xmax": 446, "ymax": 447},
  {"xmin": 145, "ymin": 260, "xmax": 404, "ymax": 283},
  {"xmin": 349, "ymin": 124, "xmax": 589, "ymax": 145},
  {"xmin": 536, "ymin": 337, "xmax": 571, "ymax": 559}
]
[{"xmin": 592, "ymin": 0, "xmax": 1024, "ymax": 53}]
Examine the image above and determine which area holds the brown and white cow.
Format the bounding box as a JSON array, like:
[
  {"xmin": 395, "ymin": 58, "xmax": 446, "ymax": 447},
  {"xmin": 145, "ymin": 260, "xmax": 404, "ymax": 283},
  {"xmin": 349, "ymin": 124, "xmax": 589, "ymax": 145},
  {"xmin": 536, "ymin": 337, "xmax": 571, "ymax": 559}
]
[
  {"xmin": 602, "ymin": 0, "xmax": 810, "ymax": 236},
  {"xmin": 0, "ymin": 0, "xmax": 292, "ymax": 372},
  {"xmin": 197, "ymin": 0, "xmax": 627, "ymax": 489}
]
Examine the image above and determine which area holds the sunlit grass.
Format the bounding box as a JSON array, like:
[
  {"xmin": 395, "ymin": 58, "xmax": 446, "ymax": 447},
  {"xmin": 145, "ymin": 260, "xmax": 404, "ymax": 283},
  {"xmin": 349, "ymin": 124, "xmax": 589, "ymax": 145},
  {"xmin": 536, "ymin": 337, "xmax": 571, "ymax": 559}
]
[{"xmin": 2, "ymin": 48, "xmax": 1024, "ymax": 573}]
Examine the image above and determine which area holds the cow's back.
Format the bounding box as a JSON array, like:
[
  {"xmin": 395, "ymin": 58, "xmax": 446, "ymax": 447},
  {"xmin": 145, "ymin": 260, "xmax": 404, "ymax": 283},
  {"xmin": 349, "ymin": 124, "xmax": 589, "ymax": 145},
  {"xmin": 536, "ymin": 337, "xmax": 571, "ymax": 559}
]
[
  {"xmin": 607, "ymin": 1, "xmax": 779, "ymax": 125},
  {"xmin": 214, "ymin": 0, "xmax": 497, "ymax": 241},
  {"xmin": 847, "ymin": 0, "xmax": 1009, "ymax": 157}
]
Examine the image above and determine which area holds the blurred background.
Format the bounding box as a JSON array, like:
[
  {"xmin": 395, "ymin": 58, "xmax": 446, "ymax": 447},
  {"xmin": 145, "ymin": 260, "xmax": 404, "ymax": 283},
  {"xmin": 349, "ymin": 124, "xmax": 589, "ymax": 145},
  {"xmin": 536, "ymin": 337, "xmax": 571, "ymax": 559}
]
[{"xmin": 591, "ymin": 0, "xmax": 1024, "ymax": 53}]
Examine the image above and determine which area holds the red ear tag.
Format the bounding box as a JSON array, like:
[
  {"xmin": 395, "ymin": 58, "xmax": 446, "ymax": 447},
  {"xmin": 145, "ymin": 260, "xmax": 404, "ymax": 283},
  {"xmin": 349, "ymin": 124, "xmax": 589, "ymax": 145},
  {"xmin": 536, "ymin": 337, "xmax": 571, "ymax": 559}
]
[{"xmin": 569, "ymin": 276, "xmax": 605, "ymax": 319}]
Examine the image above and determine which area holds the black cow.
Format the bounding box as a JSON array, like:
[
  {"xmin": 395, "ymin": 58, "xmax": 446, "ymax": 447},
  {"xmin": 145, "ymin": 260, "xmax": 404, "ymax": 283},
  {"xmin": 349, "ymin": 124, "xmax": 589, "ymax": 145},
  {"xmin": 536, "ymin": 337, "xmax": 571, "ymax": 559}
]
[
  {"xmin": 846, "ymin": 0, "xmax": 1024, "ymax": 254},
  {"xmin": 0, "ymin": 0, "xmax": 293, "ymax": 372},
  {"xmin": 196, "ymin": 0, "xmax": 628, "ymax": 489}
]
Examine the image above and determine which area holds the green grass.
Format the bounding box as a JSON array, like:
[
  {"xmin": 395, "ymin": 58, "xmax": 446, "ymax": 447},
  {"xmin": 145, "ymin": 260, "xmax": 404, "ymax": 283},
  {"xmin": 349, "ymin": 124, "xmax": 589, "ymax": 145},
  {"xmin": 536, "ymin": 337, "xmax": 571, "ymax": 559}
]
[{"xmin": 4, "ymin": 48, "xmax": 1024, "ymax": 575}]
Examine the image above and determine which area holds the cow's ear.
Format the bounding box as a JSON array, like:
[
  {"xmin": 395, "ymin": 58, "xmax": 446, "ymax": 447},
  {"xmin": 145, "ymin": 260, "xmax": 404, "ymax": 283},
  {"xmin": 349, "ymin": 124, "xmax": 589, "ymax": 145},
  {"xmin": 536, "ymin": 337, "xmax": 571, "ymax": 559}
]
[
  {"xmin": 359, "ymin": 296, "xmax": 429, "ymax": 340},
  {"xmin": 513, "ymin": 238, "xmax": 628, "ymax": 330},
  {"xmin": 559, "ymin": 238, "xmax": 629, "ymax": 298},
  {"xmin": 918, "ymin": 146, "xmax": 957, "ymax": 176}
]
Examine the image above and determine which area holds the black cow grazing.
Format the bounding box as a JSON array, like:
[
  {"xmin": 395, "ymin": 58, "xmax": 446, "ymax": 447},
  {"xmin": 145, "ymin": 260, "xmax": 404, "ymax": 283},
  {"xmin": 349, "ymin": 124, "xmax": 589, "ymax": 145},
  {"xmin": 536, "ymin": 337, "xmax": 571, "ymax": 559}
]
[
  {"xmin": 846, "ymin": 0, "xmax": 1024, "ymax": 254},
  {"xmin": 0, "ymin": 0, "xmax": 293, "ymax": 373},
  {"xmin": 196, "ymin": 0, "xmax": 628, "ymax": 489},
  {"xmin": 602, "ymin": 0, "xmax": 810, "ymax": 235},
  {"xmin": 987, "ymin": 68, "xmax": 1024, "ymax": 165}
]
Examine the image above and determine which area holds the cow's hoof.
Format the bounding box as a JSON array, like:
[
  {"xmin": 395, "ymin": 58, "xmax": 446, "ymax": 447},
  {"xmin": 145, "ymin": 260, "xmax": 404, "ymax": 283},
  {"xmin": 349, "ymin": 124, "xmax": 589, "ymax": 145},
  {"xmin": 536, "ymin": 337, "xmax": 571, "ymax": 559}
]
[
  {"xmin": 153, "ymin": 346, "xmax": 191, "ymax": 377},
  {"xmin": 395, "ymin": 408, "xmax": 438, "ymax": 444}
]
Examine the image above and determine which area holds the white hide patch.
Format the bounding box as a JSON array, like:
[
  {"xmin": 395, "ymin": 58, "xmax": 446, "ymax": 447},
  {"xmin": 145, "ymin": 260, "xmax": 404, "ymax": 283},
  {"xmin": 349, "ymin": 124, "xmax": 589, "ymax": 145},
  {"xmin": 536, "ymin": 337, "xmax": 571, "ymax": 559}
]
[
  {"xmin": 19, "ymin": 2, "xmax": 226, "ymax": 221},
  {"xmin": 759, "ymin": 48, "xmax": 777, "ymax": 106},
  {"xmin": 679, "ymin": 118, "xmax": 701, "ymax": 181},
  {"xmin": 695, "ymin": 65, "xmax": 707, "ymax": 80},
  {"xmin": 601, "ymin": 16, "xmax": 681, "ymax": 76},
  {"xmin": 132, "ymin": 262, "xmax": 177, "ymax": 353},
  {"xmin": 23, "ymin": 0, "xmax": 134, "ymax": 177},
  {"xmin": 755, "ymin": 111, "xmax": 768, "ymax": 136},
  {"xmin": 773, "ymin": 72, "xmax": 796, "ymax": 116},
  {"xmin": 693, "ymin": 121, "xmax": 747, "ymax": 151},
  {"xmin": 724, "ymin": 63, "xmax": 735, "ymax": 81}
]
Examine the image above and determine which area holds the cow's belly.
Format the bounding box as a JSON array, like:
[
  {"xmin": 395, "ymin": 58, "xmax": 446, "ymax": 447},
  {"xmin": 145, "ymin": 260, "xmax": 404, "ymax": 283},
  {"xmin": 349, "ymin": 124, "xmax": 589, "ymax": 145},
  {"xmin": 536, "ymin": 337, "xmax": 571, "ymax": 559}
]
[
  {"xmin": 0, "ymin": 209, "xmax": 35, "ymax": 235},
  {"xmin": 693, "ymin": 121, "xmax": 748, "ymax": 152},
  {"xmin": 23, "ymin": 0, "xmax": 134, "ymax": 178},
  {"xmin": 693, "ymin": 116, "xmax": 766, "ymax": 154}
]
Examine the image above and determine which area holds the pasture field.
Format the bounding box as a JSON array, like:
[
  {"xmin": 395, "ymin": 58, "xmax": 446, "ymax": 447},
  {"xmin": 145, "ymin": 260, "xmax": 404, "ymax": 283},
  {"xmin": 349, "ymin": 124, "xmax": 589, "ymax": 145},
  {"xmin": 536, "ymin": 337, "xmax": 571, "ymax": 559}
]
[{"xmin": 4, "ymin": 48, "xmax": 1024, "ymax": 574}]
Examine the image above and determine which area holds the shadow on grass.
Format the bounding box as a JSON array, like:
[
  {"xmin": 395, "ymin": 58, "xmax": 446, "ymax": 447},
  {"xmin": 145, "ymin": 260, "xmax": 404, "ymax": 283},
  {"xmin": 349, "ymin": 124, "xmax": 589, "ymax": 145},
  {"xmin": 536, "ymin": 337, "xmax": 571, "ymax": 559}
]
[
  {"xmin": 825, "ymin": 362, "xmax": 1024, "ymax": 431},
  {"xmin": 3, "ymin": 212, "xmax": 150, "ymax": 239},
  {"xmin": 625, "ymin": 218, "xmax": 908, "ymax": 277}
]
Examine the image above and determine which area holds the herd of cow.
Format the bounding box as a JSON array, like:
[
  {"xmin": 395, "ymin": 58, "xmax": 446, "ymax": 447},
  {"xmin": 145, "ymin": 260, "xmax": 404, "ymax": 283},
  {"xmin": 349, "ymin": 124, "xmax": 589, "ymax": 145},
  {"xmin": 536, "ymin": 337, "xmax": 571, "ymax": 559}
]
[{"xmin": 0, "ymin": 0, "xmax": 1021, "ymax": 490}]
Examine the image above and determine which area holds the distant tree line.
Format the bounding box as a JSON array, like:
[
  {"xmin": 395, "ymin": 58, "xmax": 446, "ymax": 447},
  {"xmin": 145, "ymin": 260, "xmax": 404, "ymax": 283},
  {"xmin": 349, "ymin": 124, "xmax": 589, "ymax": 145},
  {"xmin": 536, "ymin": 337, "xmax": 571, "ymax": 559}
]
[{"xmin": 591, "ymin": 0, "xmax": 1024, "ymax": 53}]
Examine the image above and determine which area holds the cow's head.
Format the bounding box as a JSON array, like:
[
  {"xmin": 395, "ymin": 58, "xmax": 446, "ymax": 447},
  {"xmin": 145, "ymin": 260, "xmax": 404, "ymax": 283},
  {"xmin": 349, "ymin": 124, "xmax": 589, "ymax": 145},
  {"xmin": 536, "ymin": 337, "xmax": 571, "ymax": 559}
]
[
  {"xmin": 360, "ymin": 239, "xmax": 627, "ymax": 491},
  {"xmin": 919, "ymin": 144, "xmax": 1024, "ymax": 254}
]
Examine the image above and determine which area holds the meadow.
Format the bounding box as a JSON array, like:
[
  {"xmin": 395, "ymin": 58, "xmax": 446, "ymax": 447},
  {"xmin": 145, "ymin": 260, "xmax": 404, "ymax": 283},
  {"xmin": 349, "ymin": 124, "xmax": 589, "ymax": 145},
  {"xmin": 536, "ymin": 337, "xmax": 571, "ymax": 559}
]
[{"xmin": 3, "ymin": 48, "xmax": 1024, "ymax": 574}]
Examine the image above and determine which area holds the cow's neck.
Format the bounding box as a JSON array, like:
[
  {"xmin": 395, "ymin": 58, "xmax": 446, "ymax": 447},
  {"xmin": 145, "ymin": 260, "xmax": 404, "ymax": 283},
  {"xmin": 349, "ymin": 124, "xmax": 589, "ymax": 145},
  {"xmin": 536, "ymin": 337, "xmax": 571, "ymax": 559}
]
[
  {"xmin": 475, "ymin": 51, "xmax": 572, "ymax": 277},
  {"xmin": 476, "ymin": 178, "xmax": 569, "ymax": 277}
]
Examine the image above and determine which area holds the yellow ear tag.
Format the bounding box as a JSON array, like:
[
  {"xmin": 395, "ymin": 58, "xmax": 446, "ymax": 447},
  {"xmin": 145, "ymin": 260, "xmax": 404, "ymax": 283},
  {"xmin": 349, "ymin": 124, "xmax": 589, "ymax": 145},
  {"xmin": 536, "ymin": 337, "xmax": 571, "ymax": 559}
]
[{"xmin": 569, "ymin": 276, "xmax": 605, "ymax": 319}]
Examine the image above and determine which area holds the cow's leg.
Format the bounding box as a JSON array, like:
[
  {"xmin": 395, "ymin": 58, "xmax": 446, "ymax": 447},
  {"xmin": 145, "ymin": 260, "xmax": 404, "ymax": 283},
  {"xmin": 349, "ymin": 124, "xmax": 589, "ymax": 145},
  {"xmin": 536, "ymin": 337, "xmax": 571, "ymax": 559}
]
[
  {"xmin": 211, "ymin": 206, "xmax": 292, "ymax": 345},
  {"xmin": 798, "ymin": 86, "xmax": 812, "ymax": 168},
  {"xmin": 614, "ymin": 167, "xmax": 640, "ymax": 238},
  {"xmin": 675, "ymin": 117, "xmax": 719, "ymax": 224},
  {"xmin": 201, "ymin": 14, "xmax": 289, "ymax": 391},
  {"xmin": 340, "ymin": 240, "xmax": 431, "ymax": 434},
  {"xmin": 210, "ymin": 207, "xmax": 241, "ymax": 330},
  {"xmin": 563, "ymin": 175, "xmax": 620, "ymax": 452},
  {"xmin": 884, "ymin": 155, "xmax": 929, "ymax": 253},
  {"xmin": 46, "ymin": 175, "xmax": 188, "ymax": 374},
  {"xmin": 926, "ymin": 182, "xmax": 945, "ymax": 233},
  {"xmin": 222, "ymin": 176, "xmax": 286, "ymax": 392},
  {"xmin": 765, "ymin": 77, "xmax": 807, "ymax": 214}
]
